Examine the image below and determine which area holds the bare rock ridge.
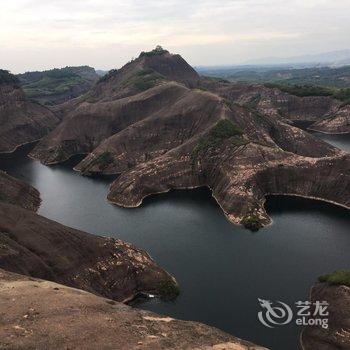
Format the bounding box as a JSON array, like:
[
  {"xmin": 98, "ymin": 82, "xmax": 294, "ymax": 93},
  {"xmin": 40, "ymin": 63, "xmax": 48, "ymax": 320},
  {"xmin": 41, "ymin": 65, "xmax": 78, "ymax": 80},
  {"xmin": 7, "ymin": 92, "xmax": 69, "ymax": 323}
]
[
  {"xmin": 0, "ymin": 172, "xmax": 266, "ymax": 349},
  {"xmin": 0, "ymin": 70, "xmax": 60, "ymax": 153},
  {"xmin": 301, "ymin": 282, "xmax": 350, "ymax": 349},
  {"xmin": 0, "ymin": 201, "xmax": 180, "ymax": 302},
  {"xmin": 78, "ymin": 46, "xmax": 200, "ymax": 104},
  {"xmin": 29, "ymin": 48, "xmax": 350, "ymax": 230},
  {"xmin": 0, "ymin": 269, "xmax": 267, "ymax": 350}
]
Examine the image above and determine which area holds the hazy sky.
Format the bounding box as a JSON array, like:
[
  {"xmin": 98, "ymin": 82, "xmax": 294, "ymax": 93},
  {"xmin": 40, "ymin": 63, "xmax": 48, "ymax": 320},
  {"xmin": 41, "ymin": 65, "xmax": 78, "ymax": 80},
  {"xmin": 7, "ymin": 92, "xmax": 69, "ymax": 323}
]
[{"xmin": 1, "ymin": 0, "xmax": 349, "ymax": 73}]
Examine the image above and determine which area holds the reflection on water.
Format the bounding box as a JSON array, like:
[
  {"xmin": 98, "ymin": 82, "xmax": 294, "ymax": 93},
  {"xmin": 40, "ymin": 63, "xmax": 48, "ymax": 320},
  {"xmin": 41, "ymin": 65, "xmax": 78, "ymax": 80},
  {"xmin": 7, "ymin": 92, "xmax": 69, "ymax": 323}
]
[{"xmin": 1, "ymin": 138, "xmax": 350, "ymax": 350}]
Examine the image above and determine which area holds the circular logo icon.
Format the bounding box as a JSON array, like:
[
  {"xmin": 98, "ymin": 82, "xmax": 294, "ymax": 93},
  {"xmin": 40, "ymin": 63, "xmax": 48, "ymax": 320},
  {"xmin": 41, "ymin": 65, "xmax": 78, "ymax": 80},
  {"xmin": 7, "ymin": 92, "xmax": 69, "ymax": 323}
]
[{"xmin": 258, "ymin": 298, "xmax": 293, "ymax": 328}]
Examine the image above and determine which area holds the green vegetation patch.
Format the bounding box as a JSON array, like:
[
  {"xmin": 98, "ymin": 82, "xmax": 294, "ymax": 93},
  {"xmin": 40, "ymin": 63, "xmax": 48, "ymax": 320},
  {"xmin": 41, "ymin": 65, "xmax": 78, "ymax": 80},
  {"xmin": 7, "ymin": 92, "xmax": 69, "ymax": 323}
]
[
  {"xmin": 265, "ymin": 83, "xmax": 350, "ymax": 105},
  {"xmin": 22, "ymin": 73, "xmax": 86, "ymax": 105},
  {"xmin": 265, "ymin": 83, "xmax": 333, "ymax": 97},
  {"xmin": 211, "ymin": 119, "xmax": 243, "ymax": 139},
  {"xmin": 202, "ymin": 76, "xmax": 230, "ymax": 84},
  {"xmin": 133, "ymin": 71, "xmax": 164, "ymax": 91},
  {"xmin": 98, "ymin": 69, "xmax": 118, "ymax": 83},
  {"xmin": 139, "ymin": 45, "xmax": 169, "ymax": 58},
  {"xmin": 156, "ymin": 280, "xmax": 180, "ymax": 299},
  {"xmin": 18, "ymin": 66, "xmax": 97, "ymax": 105},
  {"xmin": 24, "ymin": 76, "xmax": 84, "ymax": 98},
  {"xmin": 318, "ymin": 270, "xmax": 350, "ymax": 287},
  {"xmin": 95, "ymin": 151, "xmax": 114, "ymax": 170},
  {"xmin": 193, "ymin": 137, "xmax": 214, "ymax": 156},
  {"xmin": 241, "ymin": 216, "xmax": 264, "ymax": 232},
  {"xmin": 99, "ymin": 66, "xmax": 165, "ymax": 92},
  {"xmin": 123, "ymin": 69, "xmax": 165, "ymax": 92},
  {"xmin": 244, "ymin": 95, "xmax": 261, "ymax": 110},
  {"xmin": 333, "ymin": 88, "xmax": 350, "ymax": 106},
  {"xmin": 192, "ymin": 119, "xmax": 245, "ymax": 158},
  {"xmin": 0, "ymin": 70, "xmax": 19, "ymax": 85},
  {"xmin": 45, "ymin": 68, "xmax": 80, "ymax": 79}
]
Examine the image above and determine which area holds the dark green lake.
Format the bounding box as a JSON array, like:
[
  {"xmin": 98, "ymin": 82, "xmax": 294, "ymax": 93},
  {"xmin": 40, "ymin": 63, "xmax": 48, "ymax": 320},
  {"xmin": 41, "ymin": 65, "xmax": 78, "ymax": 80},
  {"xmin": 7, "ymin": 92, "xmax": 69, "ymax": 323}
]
[{"xmin": 0, "ymin": 134, "xmax": 349, "ymax": 350}]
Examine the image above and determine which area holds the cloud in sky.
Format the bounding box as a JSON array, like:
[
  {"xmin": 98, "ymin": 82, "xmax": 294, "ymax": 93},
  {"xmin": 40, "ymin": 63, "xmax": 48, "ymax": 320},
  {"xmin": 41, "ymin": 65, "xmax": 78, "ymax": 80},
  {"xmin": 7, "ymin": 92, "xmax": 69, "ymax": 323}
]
[{"xmin": 0, "ymin": 0, "xmax": 349, "ymax": 72}]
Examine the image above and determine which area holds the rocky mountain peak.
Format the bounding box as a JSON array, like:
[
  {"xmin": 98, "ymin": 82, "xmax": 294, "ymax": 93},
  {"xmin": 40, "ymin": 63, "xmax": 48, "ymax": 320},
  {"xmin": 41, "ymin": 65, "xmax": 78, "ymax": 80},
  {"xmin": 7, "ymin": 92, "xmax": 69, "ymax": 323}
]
[
  {"xmin": 95, "ymin": 47, "xmax": 199, "ymax": 98},
  {"xmin": 138, "ymin": 46, "xmax": 200, "ymax": 88},
  {"xmin": 138, "ymin": 45, "xmax": 170, "ymax": 58}
]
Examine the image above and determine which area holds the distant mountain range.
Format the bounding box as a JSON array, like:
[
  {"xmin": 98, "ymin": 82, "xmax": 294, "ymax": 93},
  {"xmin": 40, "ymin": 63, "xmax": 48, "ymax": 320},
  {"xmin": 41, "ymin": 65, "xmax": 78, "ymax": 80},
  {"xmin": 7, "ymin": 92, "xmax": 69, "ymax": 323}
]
[
  {"xmin": 198, "ymin": 64, "xmax": 350, "ymax": 89},
  {"xmin": 243, "ymin": 49, "xmax": 350, "ymax": 67}
]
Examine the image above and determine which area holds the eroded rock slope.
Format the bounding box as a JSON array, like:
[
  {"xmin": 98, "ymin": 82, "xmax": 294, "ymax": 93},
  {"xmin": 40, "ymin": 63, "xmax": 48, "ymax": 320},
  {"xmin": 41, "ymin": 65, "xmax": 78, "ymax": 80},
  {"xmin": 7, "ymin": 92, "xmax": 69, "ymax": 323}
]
[
  {"xmin": 0, "ymin": 170, "xmax": 41, "ymax": 211},
  {"xmin": 0, "ymin": 70, "xmax": 60, "ymax": 153},
  {"xmin": 201, "ymin": 78, "xmax": 349, "ymax": 133},
  {"xmin": 0, "ymin": 172, "xmax": 178, "ymax": 301},
  {"xmin": 309, "ymin": 104, "xmax": 350, "ymax": 134}
]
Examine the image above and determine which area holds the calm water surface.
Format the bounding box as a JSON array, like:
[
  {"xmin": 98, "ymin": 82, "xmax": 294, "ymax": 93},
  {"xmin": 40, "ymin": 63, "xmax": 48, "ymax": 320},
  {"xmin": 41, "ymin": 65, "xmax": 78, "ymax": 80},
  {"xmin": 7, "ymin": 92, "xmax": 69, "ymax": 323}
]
[
  {"xmin": 311, "ymin": 132, "xmax": 350, "ymax": 152},
  {"xmin": 0, "ymin": 135, "xmax": 349, "ymax": 350}
]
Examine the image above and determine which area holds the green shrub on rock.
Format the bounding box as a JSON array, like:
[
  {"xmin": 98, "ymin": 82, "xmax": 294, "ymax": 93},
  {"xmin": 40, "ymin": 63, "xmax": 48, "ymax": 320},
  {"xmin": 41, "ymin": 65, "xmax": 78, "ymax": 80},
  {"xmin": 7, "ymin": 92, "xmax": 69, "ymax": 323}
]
[
  {"xmin": 139, "ymin": 46, "xmax": 169, "ymax": 58},
  {"xmin": 241, "ymin": 216, "xmax": 263, "ymax": 232},
  {"xmin": 211, "ymin": 119, "xmax": 243, "ymax": 139},
  {"xmin": 319, "ymin": 270, "xmax": 350, "ymax": 287},
  {"xmin": 97, "ymin": 152, "xmax": 114, "ymax": 170},
  {"xmin": 157, "ymin": 280, "xmax": 180, "ymax": 299},
  {"xmin": 192, "ymin": 119, "xmax": 245, "ymax": 158}
]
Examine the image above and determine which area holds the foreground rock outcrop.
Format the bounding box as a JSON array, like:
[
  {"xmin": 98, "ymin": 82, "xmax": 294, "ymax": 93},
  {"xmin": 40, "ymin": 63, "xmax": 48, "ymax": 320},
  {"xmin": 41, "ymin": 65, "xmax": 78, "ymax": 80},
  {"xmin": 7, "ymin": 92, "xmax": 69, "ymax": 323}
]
[
  {"xmin": 29, "ymin": 48, "xmax": 350, "ymax": 229},
  {"xmin": 301, "ymin": 282, "xmax": 350, "ymax": 349},
  {"xmin": 0, "ymin": 201, "xmax": 178, "ymax": 302},
  {"xmin": 0, "ymin": 269, "xmax": 267, "ymax": 350},
  {"xmin": 0, "ymin": 70, "xmax": 60, "ymax": 153},
  {"xmin": 0, "ymin": 172, "xmax": 178, "ymax": 301}
]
